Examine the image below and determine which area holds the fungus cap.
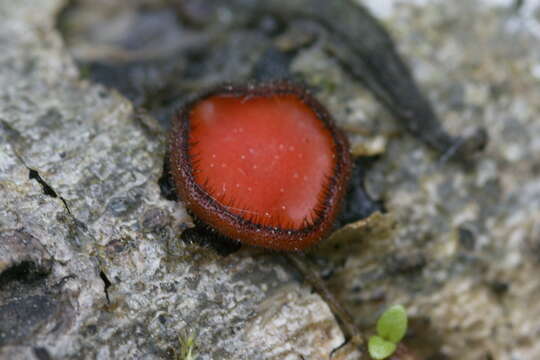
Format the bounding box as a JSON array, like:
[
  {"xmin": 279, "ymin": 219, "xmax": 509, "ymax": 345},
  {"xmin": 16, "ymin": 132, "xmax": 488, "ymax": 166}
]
[{"xmin": 169, "ymin": 82, "xmax": 351, "ymax": 251}]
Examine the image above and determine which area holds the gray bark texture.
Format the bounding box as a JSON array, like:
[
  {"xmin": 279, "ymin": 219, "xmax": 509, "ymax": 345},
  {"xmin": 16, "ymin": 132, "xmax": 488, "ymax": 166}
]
[{"xmin": 1, "ymin": 0, "xmax": 539, "ymax": 359}]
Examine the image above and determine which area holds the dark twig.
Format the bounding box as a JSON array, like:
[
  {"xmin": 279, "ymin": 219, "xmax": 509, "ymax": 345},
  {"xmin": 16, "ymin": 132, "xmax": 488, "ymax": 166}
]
[{"xmin": 284, "ymin": 252, "xmax": 365, "ymax": 353}]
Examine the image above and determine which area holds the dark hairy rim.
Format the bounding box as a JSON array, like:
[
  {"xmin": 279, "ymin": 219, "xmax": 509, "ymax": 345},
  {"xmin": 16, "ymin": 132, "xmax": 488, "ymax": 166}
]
[{"xmin": 169, "ymin": 81, "xmax": 352, "ymax": 251}]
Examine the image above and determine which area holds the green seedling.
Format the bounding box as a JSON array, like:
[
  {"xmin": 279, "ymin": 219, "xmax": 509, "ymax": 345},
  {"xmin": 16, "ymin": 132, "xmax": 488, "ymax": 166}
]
[
  {"xmin": 368, "ymin": 305, "xmax": 408, "ymax": 359},
  {"xmin": 175, "ymin": 330, "xmax": 198, "ymax": 360}
]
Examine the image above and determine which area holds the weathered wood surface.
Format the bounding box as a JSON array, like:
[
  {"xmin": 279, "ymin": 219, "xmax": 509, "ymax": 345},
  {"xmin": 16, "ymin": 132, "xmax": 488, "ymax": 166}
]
[{"xmin": 1, "ymin": 1, "xmax": 539, "ymax": 359}]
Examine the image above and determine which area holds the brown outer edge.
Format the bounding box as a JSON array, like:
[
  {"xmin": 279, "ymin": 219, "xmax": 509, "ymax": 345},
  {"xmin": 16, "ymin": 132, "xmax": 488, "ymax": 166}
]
[{"xmin": 169, "ymin": 80, "xmax": 352, "ymax": 251}]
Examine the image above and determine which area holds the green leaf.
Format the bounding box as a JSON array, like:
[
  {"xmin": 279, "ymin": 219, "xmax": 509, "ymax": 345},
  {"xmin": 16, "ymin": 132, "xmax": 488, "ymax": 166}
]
[
  {"xmin": 368, "ymin": 335, "xmax": 397, "ymax": 359},
  {"xmin": 376, "ymin": 304, "xmax": 407, "ymax": 343}
]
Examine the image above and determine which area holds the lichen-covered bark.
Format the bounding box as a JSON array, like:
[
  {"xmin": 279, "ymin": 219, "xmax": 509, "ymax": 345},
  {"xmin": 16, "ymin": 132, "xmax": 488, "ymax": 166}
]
[
  {"xmin": 0, "ymin": 1, "xmax": 350, "ymax": 359},
  {"xmin": 1, "ymin": 0, "xmax": 540, "ymax": 359}
]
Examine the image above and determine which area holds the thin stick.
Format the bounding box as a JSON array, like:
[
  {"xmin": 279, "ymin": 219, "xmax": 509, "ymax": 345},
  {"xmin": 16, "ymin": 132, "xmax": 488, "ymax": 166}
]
[{"xmin": 284, "ymin": 252, "xmax": 365, "ymax": 350}]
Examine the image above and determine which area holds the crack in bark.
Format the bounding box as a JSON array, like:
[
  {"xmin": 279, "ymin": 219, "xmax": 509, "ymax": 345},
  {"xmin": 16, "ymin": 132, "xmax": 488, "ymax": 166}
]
[
  {"xmin": 26, "ymin": 167, "xmax": 78, "ymax": 219},
  {"xmin": 99, "ymin": 270, "xmax": 112, "ymax": 304},
  {"xmin": 28, "ymin": 169, "xmax": 58, "ymax": 198}
]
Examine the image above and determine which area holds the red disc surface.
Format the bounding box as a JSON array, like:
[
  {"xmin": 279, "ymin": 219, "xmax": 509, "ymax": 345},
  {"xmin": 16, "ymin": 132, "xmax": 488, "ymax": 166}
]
[
  {"xmin": 189, "ymin": 94, "xmax": 335, "ymax": 229},
  {"xmin": 170, "ymin": 83, "xmax": 351, "ymax": 251}
]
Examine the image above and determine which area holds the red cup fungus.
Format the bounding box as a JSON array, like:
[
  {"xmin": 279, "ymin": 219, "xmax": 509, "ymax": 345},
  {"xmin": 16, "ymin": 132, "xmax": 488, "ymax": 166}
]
[{"xmin": 169, "ymin": 82, "xmax": 351, "ymax": 251}]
